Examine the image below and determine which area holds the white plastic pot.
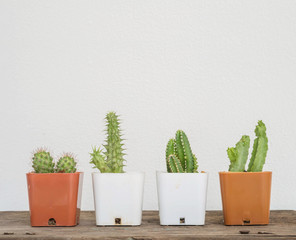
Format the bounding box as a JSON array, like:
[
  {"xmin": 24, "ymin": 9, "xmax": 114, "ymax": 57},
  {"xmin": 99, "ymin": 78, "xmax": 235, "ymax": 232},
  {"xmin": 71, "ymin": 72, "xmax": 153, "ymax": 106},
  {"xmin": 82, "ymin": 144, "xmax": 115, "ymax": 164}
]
[
  {"xmin": 156, "ymin": 171, "xmax": 208, "ymax": 225},
  {"xmin": 92, "ymin": 172, "xmax": 145, "ymax": 226}
]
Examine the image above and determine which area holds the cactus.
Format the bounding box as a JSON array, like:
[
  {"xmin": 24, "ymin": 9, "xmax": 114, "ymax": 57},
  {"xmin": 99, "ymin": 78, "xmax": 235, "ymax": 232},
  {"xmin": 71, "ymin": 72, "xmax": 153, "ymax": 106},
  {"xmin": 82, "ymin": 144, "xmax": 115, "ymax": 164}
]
[
  {"xmin": 32, "ymin": 149, "xmax": 55, "ymax": 173},
  {"xmin": 228, "ymin": 135, "xmax": 250, "ymax": 172},
  {"xmin": 247, "ymin": 120, "xmax": 268, "ymax": 172},
  {"xmin": 56, "ymin": 153, "xmax": 77, "ymax": 173},
  {"xmin": 227, "ymin": 120, "xmax": 268, "ymax": 172},
  {"xmin": 90, "ymin": 147, "xmax": 112, "ymax": 173},
  {"xmin": 167, "ymin": 154, "xmax": 184, "ymax": 173},
  {"xmin": 165, "ymin": 139, "xmax": 175, "ymax": 173},
  {"xmin": 165, "ymin": 130, "xmax": 198, "ymax": 173},
  {"xmin": 90, "ymin": 112, "xmax": 126, "ymax": 173}
]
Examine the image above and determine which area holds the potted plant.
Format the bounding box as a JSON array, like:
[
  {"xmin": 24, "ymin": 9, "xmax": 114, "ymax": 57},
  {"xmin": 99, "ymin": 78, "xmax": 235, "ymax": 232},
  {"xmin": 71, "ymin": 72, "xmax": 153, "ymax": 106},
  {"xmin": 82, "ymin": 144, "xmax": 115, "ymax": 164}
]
[
  {"xmin": 219, "ymin": 120, "xmax": 271, "ymax": 225},
  {"xmin": 156, "ymin": 130, "xmax": 208, "ymax": 225},
  {"xmin": 90, "ymin": 112, "xmax": 145, "ymax": 226},
  {"xmin": 27, "ymin": 150, "xmax": 84, "ymax": 226}
]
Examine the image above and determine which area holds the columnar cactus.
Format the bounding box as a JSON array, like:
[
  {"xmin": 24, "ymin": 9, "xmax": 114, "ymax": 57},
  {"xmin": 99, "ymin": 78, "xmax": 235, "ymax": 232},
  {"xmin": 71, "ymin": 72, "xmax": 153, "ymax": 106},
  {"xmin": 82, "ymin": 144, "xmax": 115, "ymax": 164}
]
[
  {"xmin": 165, "ymin": 130, "xmax": 198, "ymax": 173},
  {"xmin": 227, "ymin": 120, "xmax": 268, "ymax": 172},
  {"xmin": 90, "ymin": 112, "xmax": 126, "ymax": 173},
  {"xmin": 247, "ymin": 120, "xmax": 268, "ymax": 172},
  {"xmin": 56, "ymin": 154, "xmax": 77, "ymax": 173},
  {"xmin": 228, "ymin": 135, "xmax": 250, "ymax": 172},
  {"xmin": 167, "ymin": 155, "xmax": 184, "ymax": 173},
  {"xmin": 32, "ymin": 149, "xmax": 55, "ymax": 173}
]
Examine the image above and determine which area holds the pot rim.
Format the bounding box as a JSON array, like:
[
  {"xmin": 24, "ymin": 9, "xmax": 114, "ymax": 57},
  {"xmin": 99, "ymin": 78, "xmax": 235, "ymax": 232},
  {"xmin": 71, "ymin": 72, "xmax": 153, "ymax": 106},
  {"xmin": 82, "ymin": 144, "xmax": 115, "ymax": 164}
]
[
  {"xmin": 26, "ymin": 172, "xmax": 83, "ymax": 175},
  {"xmin": 219, "ymin": 171, "xmax": 272, "ymax": 175},
  {"xmin": 92, "ymin": 171, "xmax": 145, "ymax": 175},
  {"xmin": 157, "ymin": 170, "xmax": 208, "ymax": 174}
]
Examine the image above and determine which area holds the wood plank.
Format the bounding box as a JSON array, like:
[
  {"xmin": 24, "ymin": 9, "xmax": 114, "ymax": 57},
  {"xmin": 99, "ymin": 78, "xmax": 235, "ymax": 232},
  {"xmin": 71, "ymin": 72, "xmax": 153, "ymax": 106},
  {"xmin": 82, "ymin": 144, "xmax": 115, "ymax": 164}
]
[{"xmin": 0, "ymin": 211, "xmax": 296, "ymax": 239}]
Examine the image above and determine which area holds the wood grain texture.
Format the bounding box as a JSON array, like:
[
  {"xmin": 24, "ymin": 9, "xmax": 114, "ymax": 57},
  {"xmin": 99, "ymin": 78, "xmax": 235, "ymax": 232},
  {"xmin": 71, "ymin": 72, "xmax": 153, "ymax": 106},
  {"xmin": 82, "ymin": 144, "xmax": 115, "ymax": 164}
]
[{"xmin": 0, "ymin": 211, "xmax": 296, "ymax": 239}]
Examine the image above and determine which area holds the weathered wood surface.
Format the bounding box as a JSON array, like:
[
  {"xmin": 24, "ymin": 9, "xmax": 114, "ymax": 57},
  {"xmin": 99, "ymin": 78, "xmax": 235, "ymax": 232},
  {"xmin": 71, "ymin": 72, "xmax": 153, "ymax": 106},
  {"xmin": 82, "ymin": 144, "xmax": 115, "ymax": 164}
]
[{"xmin": 0, "ymin": 211, "xmax": 296, "ymax": 239}]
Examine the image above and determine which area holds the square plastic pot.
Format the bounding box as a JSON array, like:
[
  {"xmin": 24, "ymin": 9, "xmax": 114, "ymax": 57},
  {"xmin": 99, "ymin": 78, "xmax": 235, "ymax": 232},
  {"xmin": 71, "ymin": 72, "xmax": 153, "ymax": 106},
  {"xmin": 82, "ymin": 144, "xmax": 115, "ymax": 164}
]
[
  {"xmin": 219, "ymin": 171, "xmax": 272, "ymax": 225},
  {"xmin": 26, "ymin": 172, "xmax": 83, "ymax": 227},
  {"xmin": 156, "ymin": 171, "xmax": 208, "ymax": 225},
  {"xmin": 92, "ymin": 172, "xmax": 145, "ymax": 226}
]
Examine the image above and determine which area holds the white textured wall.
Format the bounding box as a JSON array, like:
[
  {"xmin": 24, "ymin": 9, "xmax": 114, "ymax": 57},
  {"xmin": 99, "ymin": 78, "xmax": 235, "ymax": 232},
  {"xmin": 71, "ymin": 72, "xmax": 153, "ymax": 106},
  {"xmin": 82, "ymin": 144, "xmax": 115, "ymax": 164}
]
[{"xmin": 1, "ymin": 0, "xmax": 296, "ymax": 211}]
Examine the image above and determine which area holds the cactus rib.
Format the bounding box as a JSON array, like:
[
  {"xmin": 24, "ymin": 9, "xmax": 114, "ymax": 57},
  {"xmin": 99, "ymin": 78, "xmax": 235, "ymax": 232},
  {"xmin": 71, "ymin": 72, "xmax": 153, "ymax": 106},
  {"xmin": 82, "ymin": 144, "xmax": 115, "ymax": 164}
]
[
  {"xmin": 167, "ymin": 154, "xmax": 184, "ymax": 173},
  {"xmin": 166, "ymin": 139, "xmax": 175, "ymax": 173}
]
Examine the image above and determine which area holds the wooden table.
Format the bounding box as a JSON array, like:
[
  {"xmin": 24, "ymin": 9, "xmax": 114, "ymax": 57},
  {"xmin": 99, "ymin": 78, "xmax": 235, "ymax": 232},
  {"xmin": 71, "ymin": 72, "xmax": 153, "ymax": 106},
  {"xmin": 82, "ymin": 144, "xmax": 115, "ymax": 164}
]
[{"xmin": 0, "ymin": 211, "xmax": 295, "ymax": 239}]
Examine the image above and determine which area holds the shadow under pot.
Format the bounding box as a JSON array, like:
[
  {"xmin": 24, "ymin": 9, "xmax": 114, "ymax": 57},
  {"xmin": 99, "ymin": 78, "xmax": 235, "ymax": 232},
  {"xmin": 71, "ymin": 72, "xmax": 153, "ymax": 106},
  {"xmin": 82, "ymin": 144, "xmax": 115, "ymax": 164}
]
[
  {"xmin": 156, "ymin": 171, "xmax": 208, "ymax": 225},
  {"xmin": 92, "ymin": 172, "xmax": 145, "ymax": 226},
  {"xmin": 219, "ymin": 171, "xmax": 272, "ymax": 226},
  {"xmin": 26, "ymin": 172, "xmax": 83, "ymax": 227}
]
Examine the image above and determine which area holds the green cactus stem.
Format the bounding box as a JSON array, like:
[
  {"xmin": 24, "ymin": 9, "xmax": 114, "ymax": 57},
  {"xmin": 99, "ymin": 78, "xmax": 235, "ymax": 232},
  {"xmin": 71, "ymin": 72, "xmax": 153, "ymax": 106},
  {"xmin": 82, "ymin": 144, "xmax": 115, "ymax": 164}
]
[
  {"xmin": 165, "ymin": 130, "xmax": 198, "ymax": 173},
  {"xmin": 165, "ymin": 139, "xmax": 175, "ymax": 173},
  {"xmin": 32, "ymin": 149, "xmax": 55, "ymax": 173},
  {"xmin": 90, "ymin": 147, "xmax": 112, "ymax": 173},
  {"xmin": 56, "ymin": 153, "xmax": 77, "ymax": 173},
  {"xmin": 228, "ymin": 135, "xmax": 250, "ymax": 172},
  {"xmin": 90, "ymin": 112, "xmax": 126, "ymax": 173},
  {"xmin": 167, "ymin": 154, "xmax": 184, "ymax": 173},
  {"xmin": 247, "ymin": 120, "xmax": 268, "ymax": 172},
  {"xmin": 175, "ymin": 130, "xmax": 186, "ymax": 170}
]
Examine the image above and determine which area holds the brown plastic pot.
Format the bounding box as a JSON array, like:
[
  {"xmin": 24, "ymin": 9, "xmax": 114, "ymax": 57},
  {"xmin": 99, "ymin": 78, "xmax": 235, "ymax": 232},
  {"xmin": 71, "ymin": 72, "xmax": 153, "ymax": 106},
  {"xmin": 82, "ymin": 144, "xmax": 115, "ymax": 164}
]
[
  {"xmin": 219, "ymin": 171, "xmax": 272, "ymax": 226},
  {"xmin": 26, "ymin": 172, "xmax": 83, "ymax": 227}
]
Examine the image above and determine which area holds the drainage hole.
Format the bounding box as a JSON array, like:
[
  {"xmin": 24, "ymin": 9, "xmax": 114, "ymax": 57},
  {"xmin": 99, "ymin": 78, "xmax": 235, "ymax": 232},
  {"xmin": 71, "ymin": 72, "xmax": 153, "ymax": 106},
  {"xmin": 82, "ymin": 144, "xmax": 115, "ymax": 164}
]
[
  {"xmin": 180, "ymin": 218, "xmax": 185, "ymax": 224},
  {"xmin": 115, "ymin": 218, "xmax": 121, "ymax": 225},
  {"xmin": 48, "ymin": 218, "xmax": 56, "ymax": 226},
  {"xmin": 243, "ymin": 219, "xmax": 250, "ymax": 225}
]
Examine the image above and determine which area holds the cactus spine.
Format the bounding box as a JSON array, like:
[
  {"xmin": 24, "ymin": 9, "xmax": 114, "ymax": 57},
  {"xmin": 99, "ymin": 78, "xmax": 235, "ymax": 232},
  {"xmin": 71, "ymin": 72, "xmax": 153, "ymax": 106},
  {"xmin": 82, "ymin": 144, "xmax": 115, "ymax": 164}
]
[
  {"xmin": 227, "ymin": 120, "xmax": 268, "ymax": 172},
  {"xmin": 32, "ymin": 149, "xmax": 55, "ymax": 173},
  {"xmin": 165, "ymin": 130, "xmax": 198, "ymax": 173},
  {"xmin": 90, "ymin": 112, "xmax": 126, "ymax": 173},
  {"xmin": 31, "ymin": 148, "xmax": 79, "ymax": 173},
  {"xmin": 167, "ymin": 155, "xmax": 184, "ymax": 173},
  {"xmin": 56, "ymin": 153, "xmax": 77, "ymax": 173},
  {"xmin": 165, "ymin": 139, "xmax": 175, "ymax": 172}
]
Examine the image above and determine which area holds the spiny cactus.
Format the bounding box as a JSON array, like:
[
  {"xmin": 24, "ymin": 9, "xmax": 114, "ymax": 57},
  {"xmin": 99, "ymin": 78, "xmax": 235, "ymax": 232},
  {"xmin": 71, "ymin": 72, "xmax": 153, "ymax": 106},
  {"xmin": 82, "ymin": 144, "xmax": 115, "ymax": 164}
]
[
  {"xmin": 247, "ymin": 120, "xmax": 268, "ymax": 172},
  {"xmin": 32, "ymin": 149, "xmax": 55, "ymax": 173},
  {"xmin": 90, "ymin": 112, "xmax": 126, "ymax": 173},
  {"xmin": 228, "ymin": 135, "xmax": 250, "ymax": 172},
  {"xmin": 56, "ymin": 153, "xmax": 77, "ymax": 173},
  {"xmin": 165, "ymin": 130, "xmax": 198, "ymax": 173},
  {"xmin": 227, "ymin": 120, "xmax": 268, "ymax": 172},
  {"xmin": 167, "ymin": 154, "xmax": 184, "ymax": 173},
  {"xmin": 165, "ymin": 139, "xmax": 175, "ymax": 172}
]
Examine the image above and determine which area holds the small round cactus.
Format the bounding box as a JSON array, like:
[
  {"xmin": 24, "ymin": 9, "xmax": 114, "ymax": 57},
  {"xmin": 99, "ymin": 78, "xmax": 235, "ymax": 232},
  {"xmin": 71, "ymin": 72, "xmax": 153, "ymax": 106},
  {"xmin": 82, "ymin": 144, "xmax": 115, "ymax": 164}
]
[
  {"xmin": 32, "ymin": 149, "xmax": 55, "ymax": 173},
  {"xmin": 56, "ymin": 154, "xmax": 77, "ymax": 173}
]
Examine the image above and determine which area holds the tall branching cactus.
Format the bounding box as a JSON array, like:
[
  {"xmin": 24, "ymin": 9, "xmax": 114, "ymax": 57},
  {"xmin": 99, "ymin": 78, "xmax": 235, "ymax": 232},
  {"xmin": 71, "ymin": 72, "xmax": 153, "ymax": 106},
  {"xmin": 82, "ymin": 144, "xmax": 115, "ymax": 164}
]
[
  {"xmin": 90, "ymin": 112, "xmax": 126, "ymax": 173},
  {"xmin": 227, "ymin": 120, "xmax": 268, "ymax": 172},
  {"xmin": 165, "ymin": 130, "xmax": 198, "ymax": 173}
]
